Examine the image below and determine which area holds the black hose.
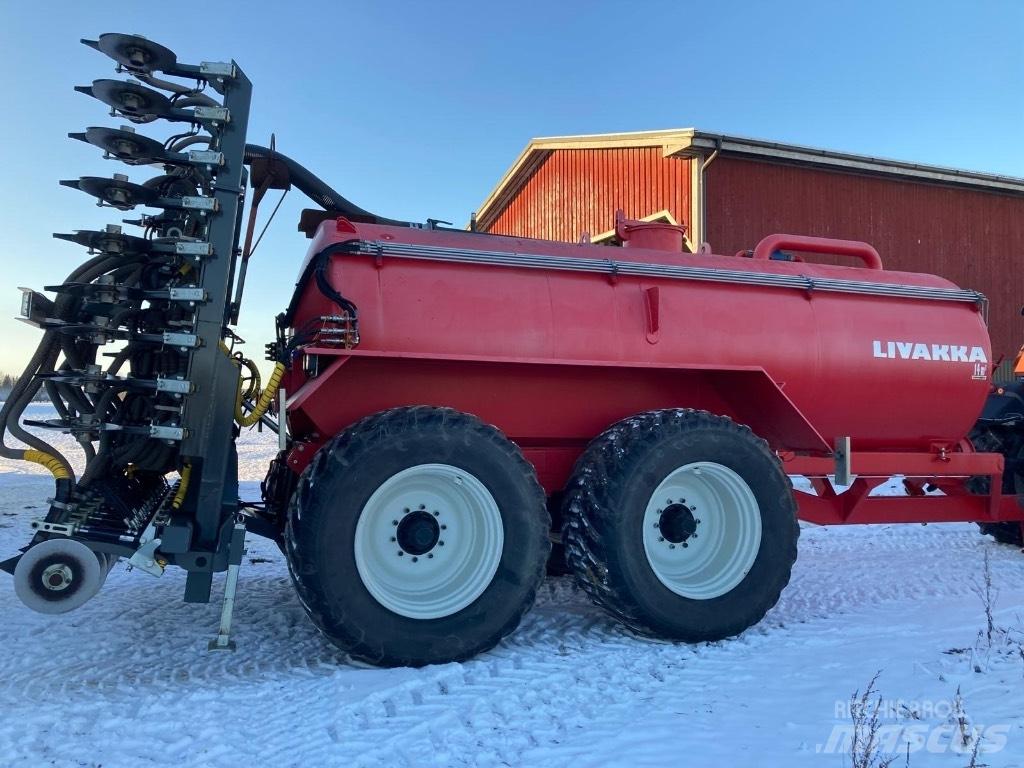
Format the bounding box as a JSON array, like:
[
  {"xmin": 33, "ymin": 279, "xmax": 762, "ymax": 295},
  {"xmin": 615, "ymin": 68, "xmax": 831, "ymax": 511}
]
[
  {"xmin": 173, "ymin": 94, "xmax": 219, "ymax": 110},
  {"xmin": 107, "ymin": 347, "xmax": 132, "ymax": 377},
  {"xmin": 170, "ymin": 136, "xmax": 210, "ymax": 152},
  {"xmin": 54, "ymin": 366, "xmax": 95, "ymax": 419},
  {"xmin": 137, "ymin": 72, "xmax": 195, "ymax": 96},
  {"xmin": 78, "ymin": 437, "xmax": 96, "ymax": 464},
  {"xmin": 314, "ymin": 251, "xmax": 358, "ymax": 318},
  {"xmin": 243, "ymin": 144, "xmax": 412, "ymax": 226},
  {"xmin": 0, "ymin": 336, "xmax": 58, "ymax": 460},
  {"xmin": 0, "ymin": 251, "xmax": 124, "ymax": 473},
  {"xmin": 45, "ymin": 381, "xmax": 70, "ymax": 421}
]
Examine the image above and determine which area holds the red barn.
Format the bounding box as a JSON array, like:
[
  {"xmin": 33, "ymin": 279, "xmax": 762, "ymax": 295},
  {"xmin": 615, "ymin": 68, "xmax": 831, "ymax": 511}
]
[{"xmin": 474, "ymin": 129, "xmax": 1024, "ymax": 371}]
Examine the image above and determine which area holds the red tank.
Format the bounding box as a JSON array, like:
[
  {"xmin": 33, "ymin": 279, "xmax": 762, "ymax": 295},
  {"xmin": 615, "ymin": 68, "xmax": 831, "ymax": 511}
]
[{"xmin": 282, "ymin": 217, "xmax": 992, "ymax": 506}]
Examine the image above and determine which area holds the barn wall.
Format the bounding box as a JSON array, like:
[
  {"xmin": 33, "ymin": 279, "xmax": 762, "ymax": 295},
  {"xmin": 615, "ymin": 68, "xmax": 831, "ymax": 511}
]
[
  {"xmin": 704, "ymin": 157, "xmax": 1024, "ymax": 360},
  {"xmin": 487, "ymin": 148, "xmax": 692, "ymax": 242}
]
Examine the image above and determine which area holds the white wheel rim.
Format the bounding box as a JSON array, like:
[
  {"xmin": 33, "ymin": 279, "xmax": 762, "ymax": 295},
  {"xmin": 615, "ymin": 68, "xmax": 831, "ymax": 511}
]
[
  {"xmin": 642, "ymin": 461, "xmax": 762, "ymax": 600},
  {"xmin": 354, "ymin": 463, "xmax": 505, "ymax": 619},
  {"xmin": 13, "ymin": 538, "xmax": 106, "ymax": 614}
]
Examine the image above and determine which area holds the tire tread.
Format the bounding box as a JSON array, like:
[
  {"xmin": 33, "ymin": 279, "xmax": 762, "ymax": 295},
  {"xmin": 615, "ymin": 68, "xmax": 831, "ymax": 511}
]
[
  {"xmin": 561, "ymin": 408, "xmax": 799, "ymax": 639},
  {"xmin": 285, "ymin": 406, "xmax": 550, "ymax": 666}
]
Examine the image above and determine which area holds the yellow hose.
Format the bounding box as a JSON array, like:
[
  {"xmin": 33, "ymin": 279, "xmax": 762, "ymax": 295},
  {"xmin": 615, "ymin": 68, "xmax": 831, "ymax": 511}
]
[
  {"xmin": 234, "ymin": 362, "xmax": 285, "ymax": 428},
  {"xmin": 172, "ymin": 462, "xmax": 191, "ymax": 509},
  {"xmin": 218, "ymin": 341, "xmax": 284, "ymax": 428},
  {"xmin": 23, "ymin": 449, "xmax": 71, "ymax": 480},
  {"xmin": 239, "ymin": 356, "xmax": 262, "ymax": 401}
]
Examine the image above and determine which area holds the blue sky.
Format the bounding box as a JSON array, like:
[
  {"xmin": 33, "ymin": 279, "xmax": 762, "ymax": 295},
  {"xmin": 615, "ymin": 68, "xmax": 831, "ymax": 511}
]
[{"xmin": 0, "ymin": 0, "xmax": 1021, "ymax": 373}]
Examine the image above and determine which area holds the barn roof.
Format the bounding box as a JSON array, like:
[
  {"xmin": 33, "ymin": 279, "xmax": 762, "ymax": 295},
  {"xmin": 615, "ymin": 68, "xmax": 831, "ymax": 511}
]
[{"xmin": 474, "ymin": 128, "xmax": 1024, "ymax": 231}]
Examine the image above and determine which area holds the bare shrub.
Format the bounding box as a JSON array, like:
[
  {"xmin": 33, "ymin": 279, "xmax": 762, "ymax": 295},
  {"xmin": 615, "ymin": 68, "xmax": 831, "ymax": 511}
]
[
  {"xmin": 849, "ymin": 672, "xmax": 898, "ymax": 768},
  {"xmin": 971, "ymin": 549, "xmax": 997, "ymax": 647}
]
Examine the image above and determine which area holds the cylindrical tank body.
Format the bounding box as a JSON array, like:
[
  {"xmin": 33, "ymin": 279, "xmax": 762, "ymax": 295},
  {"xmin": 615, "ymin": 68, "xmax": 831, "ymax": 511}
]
[{"xmin": 285, "ymin": 221, "xmax": 991, "ymax": 479}]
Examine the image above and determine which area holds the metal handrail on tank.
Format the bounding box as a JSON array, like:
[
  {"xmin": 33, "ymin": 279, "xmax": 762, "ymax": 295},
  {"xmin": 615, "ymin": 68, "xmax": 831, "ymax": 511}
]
[
  {"xmin": 350, "ymin": 240, "xmax": 982, "ymax": 306},
  {"xmin": 751, "ymin": 234, "xmax": 884, "ymax": 270}
]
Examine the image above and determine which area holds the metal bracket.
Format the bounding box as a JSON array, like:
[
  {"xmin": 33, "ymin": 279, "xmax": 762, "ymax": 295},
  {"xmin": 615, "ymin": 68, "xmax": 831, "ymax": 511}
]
[
  {"xmin": 162, "ymin": 331, "xmax": 199, "ymax": 348},
  {"xmin": 208, "ymin": 522, "xmax": 246, "ymax": 651},
  {"xmin": 180, "ymin": 195, "xmax": 219, "ymax": 213},
  {"xmin": 174, "ymin": 241, "xmax": 213, "ymax": 257},
  {"xmin": 199, "ymin": 61, "xmax": 236, "ymax": 78},
  {"xmin": 188, "ymin": 150, "xmax": 224, "ymax": 166},
  {"xmin": 29, "ymin": 519, "xmax": 76, "ymax": 536},
  {"xmin": 127, "ymin": 537, "xmax": 165, "ymax": 577},
  {"xmin": 193, "ymin": 106, "xmax": 230, "ymax": 123},
  {"xmin": 155, "ymin": 377, "xmax": 193, "ymax": 394},
  {"xmin": 834, "ymin": 436, "xmax": 852, "ymax": 486},
  {"xmin": 167, "ymin": 287, "xmax": 207, "ymax": 302},
  {"xmin": 149, "ymin": 424, "xmax": 185, "ymax": 441},
  {"xmin": 278, "ymin": 387, "xmax": 288, "ymax": 451}
]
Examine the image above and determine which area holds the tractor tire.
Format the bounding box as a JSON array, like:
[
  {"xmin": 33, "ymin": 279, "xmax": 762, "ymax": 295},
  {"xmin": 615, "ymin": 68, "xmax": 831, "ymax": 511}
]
[
  {"xmin": 967, "ymin": 426, "xmax": 1024, "ymax": 548},
  {"xmin": 562, "ymin": 409, "xmax": 798, "ymax": 642},
  {"xmin": 285, "ymin": 406, "xmax": 550, "ymax": 667},
  {"xmin": 978, "ymin": 522, "xmax": 1024, "ymax": 547}
]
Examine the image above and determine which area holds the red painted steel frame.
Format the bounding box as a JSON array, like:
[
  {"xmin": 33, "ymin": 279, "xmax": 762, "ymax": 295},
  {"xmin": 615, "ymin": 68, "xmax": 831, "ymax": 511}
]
[
  {"xmin": 281, "ymin": 218, "xmax": 1024, "ymax": 528},
  {"xmin": 793, "ymin": 485, "xmax": 1022, "ymax": 526},
  {"xmin": 784, "ymin": 451, "xmax": 1021, "ymax": 525}
]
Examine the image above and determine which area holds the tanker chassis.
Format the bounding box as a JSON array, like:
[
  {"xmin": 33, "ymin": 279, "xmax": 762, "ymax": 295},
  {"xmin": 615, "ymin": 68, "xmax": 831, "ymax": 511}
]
[{"xmin": 4, "ymin": 34, "xmax": 1024, "ymax": 667}]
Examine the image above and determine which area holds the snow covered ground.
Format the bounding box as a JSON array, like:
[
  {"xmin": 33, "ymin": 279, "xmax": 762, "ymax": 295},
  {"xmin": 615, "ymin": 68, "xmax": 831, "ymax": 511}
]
[{"xmin": 2, "ymin": 405, "xmax": 1024, "ymax": 767}]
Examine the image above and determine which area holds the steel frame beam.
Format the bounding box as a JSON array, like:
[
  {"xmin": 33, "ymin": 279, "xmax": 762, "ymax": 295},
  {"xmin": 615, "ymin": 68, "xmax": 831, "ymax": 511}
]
[{"xmin": 171, "ymin": 63, "xmax": 251, "ymax": 599}]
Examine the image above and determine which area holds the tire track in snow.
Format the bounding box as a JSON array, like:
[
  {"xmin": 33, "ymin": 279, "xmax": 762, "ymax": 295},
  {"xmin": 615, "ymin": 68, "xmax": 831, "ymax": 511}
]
[
  {"xmin": 225, "ymin": 526, "xmax": 1024, "ymax": 767},
  {"xmin": 4, "ymin": 463, "xmax": 1024, "ymax": 767}
]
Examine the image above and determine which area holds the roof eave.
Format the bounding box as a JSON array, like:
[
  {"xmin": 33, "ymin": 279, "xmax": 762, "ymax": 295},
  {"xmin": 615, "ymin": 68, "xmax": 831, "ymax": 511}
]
[
  {"xmin": 675, "ymin": 132, "xmax": 1024, "ymax": 195},
  {"xmin": 473, "ymin": 129, "xmax": 1024, "ymax": 230}
]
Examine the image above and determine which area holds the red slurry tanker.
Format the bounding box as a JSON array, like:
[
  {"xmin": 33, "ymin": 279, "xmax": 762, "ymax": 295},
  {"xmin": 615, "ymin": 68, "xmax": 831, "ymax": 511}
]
[{"xmin": 4, "ymin": 33, "xmax": 1024, "ymax": 667}]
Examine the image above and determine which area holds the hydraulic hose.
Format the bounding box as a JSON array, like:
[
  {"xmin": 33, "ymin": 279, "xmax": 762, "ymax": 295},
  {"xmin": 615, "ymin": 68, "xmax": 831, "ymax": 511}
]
[
  {"xmin": 169, "ymin": 136, "xmax": 211, "ymax": 152},
  {"xmin": 171, "ymin": 463, "xmax": 191, "ymax": 509},
  {"xmin": 173, "ymin": 94, "xmax": 219, "ymax": 110},
  {"xmin": 243, "ymin": 144, "xmax": 411, "ymax": 226},
  {"xmin": 1, "ymin": 251, "xmax": 129, "ymax": 483},
  {"xmin": 23, "ymin": 450, "xmax": 71, "ymax": 480},
  {"xmin": 234, "ymin": 362, "xmax": 285, "ymax": 428},
  {"xmin": 0, "ymin": 336, "xmax": 56, "ymax": 458},
  {"xmin": 239, "ymin": 356, "xmax": 261, "ymax": 401}
]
